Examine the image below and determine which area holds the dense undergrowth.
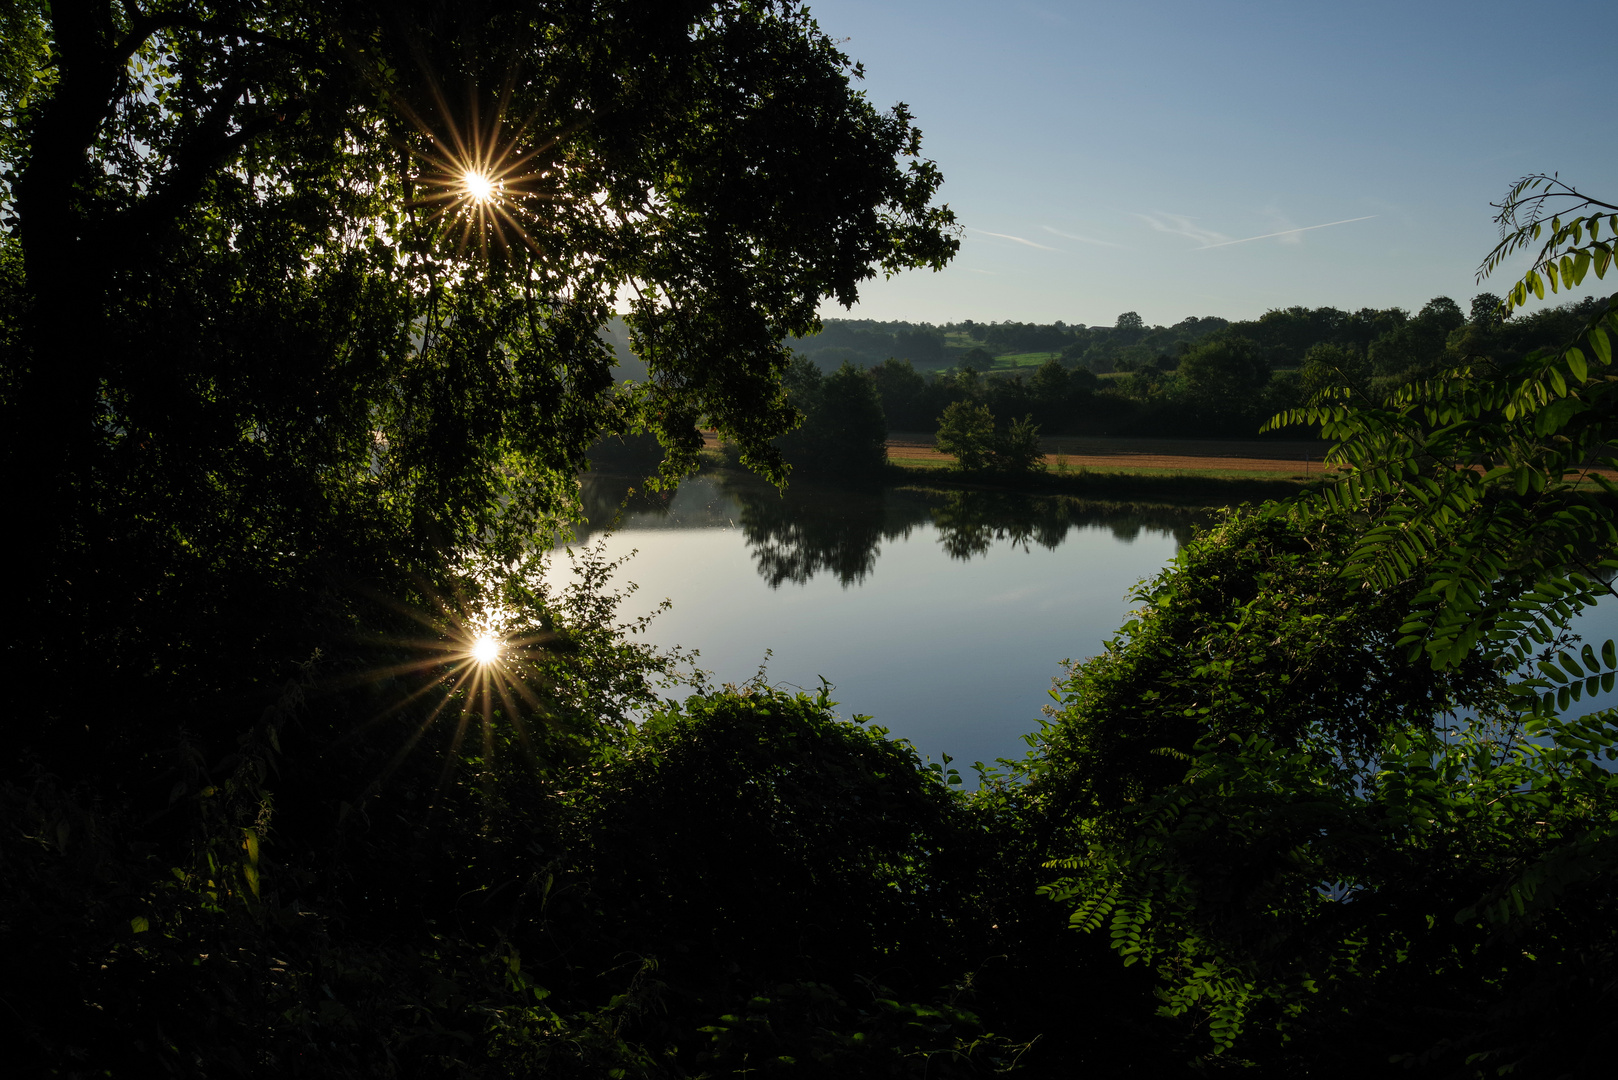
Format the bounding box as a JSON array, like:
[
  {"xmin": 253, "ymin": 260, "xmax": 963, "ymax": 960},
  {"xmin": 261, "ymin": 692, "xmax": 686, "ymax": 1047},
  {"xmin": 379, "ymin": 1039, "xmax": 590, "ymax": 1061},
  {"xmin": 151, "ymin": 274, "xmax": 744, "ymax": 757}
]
[
  {"xmin": 3, "ymin": 689, "xmax": 1178, "ymax": 1077},
  {"xmin": 2, "ymin": 544, "xmax": 1180, "ymax": 1077}
]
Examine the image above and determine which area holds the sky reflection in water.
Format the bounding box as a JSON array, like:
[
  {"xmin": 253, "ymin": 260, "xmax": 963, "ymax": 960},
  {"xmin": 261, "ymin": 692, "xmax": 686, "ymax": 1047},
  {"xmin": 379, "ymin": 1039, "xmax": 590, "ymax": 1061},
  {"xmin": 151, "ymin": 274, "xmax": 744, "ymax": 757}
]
[{"xmin": 553, "ymin": 471, "xmax": 1204, "ymax": 770}]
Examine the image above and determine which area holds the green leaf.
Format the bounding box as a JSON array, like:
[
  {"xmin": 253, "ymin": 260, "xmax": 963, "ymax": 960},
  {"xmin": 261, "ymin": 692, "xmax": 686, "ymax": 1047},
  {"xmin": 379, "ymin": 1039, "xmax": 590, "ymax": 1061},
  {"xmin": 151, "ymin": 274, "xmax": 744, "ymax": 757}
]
[
  {"xmin": 130, "ymin": 916, "xmax": 150, "ymax": 933},
  {"xmin": 1590, "ymin": 327, "xmax": 1612, "ymax": 367}
]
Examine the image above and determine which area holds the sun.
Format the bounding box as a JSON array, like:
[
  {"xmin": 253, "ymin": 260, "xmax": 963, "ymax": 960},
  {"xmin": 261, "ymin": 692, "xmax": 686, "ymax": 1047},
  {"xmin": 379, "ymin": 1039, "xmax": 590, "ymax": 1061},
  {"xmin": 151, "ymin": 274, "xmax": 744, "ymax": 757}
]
[
  {"xmin": 392, "ymin": 75, "xmax": 567, "ymax": 259},
  {"xmin": 461, "ymin": 169, "xmax": 496, "ymax": 204},
  {"xmin": 470, "ymin": 633, "xmax": 501, "ymax": 665}
]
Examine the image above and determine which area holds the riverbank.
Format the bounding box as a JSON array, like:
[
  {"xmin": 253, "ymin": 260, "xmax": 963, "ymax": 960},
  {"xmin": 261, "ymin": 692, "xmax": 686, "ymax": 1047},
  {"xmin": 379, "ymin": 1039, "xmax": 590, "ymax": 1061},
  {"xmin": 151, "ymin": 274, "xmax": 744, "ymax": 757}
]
[
  {"xmin": 885, "ymin": 431, "xmax": 1337, "ymax": 477},
  {"xmin": 881, "ymin": 457, "xmax": 1313, "ymax": 505},
  {"xmin": 696, "ymin": 431, "xmax": 1330, "ymax": 506}
]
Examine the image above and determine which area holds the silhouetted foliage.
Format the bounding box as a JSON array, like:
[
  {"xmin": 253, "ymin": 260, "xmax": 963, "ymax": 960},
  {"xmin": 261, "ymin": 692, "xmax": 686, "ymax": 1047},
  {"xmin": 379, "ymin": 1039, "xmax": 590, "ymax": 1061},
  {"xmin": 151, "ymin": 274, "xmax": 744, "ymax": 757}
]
[
  {"xmin": 0, "ymin": 0, "xmax": 958, "ymax": 764},
  {"xmin": 1034, "ymin": 179, "xmax": 1618, "ymax": 1070},
  {"xmin": 776, "ymin": 359, "xmax": 889, "ymax": 479}
]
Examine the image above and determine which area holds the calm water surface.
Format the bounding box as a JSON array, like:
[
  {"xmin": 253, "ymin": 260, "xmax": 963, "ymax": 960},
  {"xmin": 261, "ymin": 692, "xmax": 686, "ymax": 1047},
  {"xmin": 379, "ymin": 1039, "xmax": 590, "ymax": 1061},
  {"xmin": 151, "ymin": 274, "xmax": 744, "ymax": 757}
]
[{"xmin": 551, "ymin": 470, "xmax": 1207, "ymax": 769}]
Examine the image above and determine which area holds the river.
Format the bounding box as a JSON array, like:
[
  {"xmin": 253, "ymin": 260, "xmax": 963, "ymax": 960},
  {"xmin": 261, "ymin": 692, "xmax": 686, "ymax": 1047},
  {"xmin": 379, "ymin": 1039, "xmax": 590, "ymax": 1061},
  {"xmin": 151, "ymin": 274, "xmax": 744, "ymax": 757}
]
[{"xmin": 550, "ymin": 469, "xmax": 1209, "ymax": 770}]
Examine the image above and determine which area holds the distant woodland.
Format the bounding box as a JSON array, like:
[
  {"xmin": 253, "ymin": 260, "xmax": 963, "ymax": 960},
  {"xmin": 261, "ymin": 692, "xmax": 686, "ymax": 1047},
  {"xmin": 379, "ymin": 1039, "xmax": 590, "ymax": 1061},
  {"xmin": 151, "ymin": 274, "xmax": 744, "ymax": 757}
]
[
  {"xmin": 787, "ymin": 295, "xmax": 1614, "ymax": 434},
  {"xmin": 595, "ymin": 294, "xmax": 1616, "ymax": 481}
]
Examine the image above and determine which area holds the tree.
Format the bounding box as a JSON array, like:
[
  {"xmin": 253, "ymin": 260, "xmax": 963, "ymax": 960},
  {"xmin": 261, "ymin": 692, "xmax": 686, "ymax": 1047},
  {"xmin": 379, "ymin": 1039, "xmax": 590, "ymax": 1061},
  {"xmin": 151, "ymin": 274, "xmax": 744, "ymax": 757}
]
[
  {"xmin": 1373, "ymin": 296, "xmax": 1508, "ymax": 379},
  {"xmin": 991, "ymin": 413, "xmax": 1045, "ymax": 474},
  {"xmin": 1297, "ymin": 341, "xmax": 1369, "ymax": 398},
  {"xmin": 1031, "ymin": 357, "xmax": 1071, "ymax": 403},
  {"xmin": 0, "ymin": 0, "xmax": 958, "ymax": 744},
  {"xmin": 869, "ymin": 355, "xmax": 928, "ymax": 429},
  {"xmin": 1037, "ymin": 177, "xmax": 1618, "ymax": 1069},
  {"xmin": 775, "ymin": 359, "xmax": 887, "ymax": 479},
  {"xmin": 935, "ymin": 400, "xmax": 1043, "ymax": 475},
  {"xmin": 1366, "ymin": 296, "xmax": 1465, "ymax": 379},
  {"xmin": 1175, "ymin": 335, "xmax": 1269, "ymax": 424},
  {"xmin": 935, "ymin": 399, "xmax": 995, "ymax": 471},
  {"xmin": 816, "ymin": 362, "xmax": 889, "ymax": 475},
  {"xmin": 1037, "ymin": 505, "xmax": 1514, "ymax": 1066},
  {"xmin": 1030, "ymin": 356, "xmax": 1092, "ymax": 429},
  {"xmin": 1469, "ymin": 291, "xmax": 1505, "ymax": 327},
  {"xmin": 1417, "ymin": 294, "xmax": 1465, "ymax": 332}
]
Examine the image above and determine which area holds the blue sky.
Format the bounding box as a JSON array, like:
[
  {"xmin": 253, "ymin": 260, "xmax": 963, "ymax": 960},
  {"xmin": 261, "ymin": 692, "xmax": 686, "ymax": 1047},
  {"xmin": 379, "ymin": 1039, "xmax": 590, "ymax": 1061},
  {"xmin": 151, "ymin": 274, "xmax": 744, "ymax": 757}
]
[{"xmin": 808, "ymin": 0, "xmax": 1616, "ymax": 327}]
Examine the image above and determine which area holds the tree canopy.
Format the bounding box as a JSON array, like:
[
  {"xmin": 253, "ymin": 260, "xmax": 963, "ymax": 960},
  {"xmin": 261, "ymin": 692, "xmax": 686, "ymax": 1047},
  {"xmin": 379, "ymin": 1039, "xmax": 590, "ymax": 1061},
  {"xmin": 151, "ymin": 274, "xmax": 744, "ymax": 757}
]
[{"xmin": 0, "ymin": 0, "xmax": 958, "ymax": 740}]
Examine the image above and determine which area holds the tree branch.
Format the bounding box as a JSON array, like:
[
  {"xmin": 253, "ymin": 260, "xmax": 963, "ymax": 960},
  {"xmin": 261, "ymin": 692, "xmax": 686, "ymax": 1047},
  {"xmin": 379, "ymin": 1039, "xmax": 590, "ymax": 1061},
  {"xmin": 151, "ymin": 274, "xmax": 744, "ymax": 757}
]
[{"xmin": 120, "ymin": 74, "xmax": 304, "ymax": 243}]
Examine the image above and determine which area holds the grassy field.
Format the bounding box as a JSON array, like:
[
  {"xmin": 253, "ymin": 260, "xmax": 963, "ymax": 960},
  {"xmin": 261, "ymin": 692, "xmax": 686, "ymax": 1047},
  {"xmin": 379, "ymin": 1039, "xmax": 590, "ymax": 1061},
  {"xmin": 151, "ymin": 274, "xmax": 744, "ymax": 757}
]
[
  {"xmin": 888, "ymin": 455, "xmax": 1309, "ymax": 482},
  {"xmin": 884, "ymin": 456, "xmax": 1311, "ymax": 504},
  {"xmin": 1046, "ymin": 463, "xmax": 1312, "ymax": 481},
  {"xmin": 989, "ymin": 351, "xmax": 1061, "ymax": 369}
]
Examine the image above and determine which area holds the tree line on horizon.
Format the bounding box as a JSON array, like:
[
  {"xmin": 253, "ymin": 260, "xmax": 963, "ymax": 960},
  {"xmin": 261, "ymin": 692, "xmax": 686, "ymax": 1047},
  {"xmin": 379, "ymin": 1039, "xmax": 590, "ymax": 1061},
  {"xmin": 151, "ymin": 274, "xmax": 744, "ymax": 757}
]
[
  {"xmin": 795, "ymin": 295, "xmax": 1603, "ymax": 378},
  {"xmin": 748, "ymin": 294, "xmax": 1614, "ymax": 476}
]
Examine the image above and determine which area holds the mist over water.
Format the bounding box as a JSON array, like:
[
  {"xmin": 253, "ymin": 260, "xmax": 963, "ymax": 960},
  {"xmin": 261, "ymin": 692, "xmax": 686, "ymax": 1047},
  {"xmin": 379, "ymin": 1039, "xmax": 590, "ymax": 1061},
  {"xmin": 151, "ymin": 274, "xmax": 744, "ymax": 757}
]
[{"xmin": 553, "ymin": 470, "xmax": 1206, "ymax": 769}]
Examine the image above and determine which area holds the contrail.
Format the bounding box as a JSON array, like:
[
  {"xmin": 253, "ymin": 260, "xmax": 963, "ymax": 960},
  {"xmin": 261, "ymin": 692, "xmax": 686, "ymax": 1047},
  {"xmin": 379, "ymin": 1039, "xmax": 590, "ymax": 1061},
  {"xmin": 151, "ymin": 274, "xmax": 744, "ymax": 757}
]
[
  {"xmin": 1042, "ymin": 226, "xmax": 1121, "ymax": 248},
  {"xmin": 969, "ymin": 227, "xmax": 1058, "ymax": 251},
  {"xmin": 1136, "ymin": 212, "xmax": 1230, "ymax": 247},
  {"xmin": 1196, "ymin": 215, "xmax": 1377, "ymax": 249}
]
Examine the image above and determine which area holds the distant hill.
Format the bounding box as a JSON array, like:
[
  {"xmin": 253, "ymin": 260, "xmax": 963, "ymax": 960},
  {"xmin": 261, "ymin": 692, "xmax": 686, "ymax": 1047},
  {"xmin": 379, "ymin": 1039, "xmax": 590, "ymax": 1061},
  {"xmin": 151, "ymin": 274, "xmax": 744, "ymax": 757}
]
[
  {"xmin": 789, "ymin": 315, "xmax": 1232, "ymax": 375},
  {"xmin": 613, "ymin": 297, "xmax": 1599, "ymax": 388}
]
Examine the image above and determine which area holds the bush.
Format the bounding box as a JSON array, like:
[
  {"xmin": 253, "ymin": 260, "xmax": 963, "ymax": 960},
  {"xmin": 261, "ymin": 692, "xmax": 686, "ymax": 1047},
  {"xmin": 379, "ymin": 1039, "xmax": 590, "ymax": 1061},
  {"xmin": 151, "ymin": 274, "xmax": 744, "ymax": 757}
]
[
  {"xmin": 992, "ymin": 413, "xmax": 1044, "ymax": 474},
  {"xmin": 936, "ymin": 401, "xmax": 1045, "ymax": 475},
  {"xmin": 936, "ymin": 400, "xmax": 996, "ymax": 470}
]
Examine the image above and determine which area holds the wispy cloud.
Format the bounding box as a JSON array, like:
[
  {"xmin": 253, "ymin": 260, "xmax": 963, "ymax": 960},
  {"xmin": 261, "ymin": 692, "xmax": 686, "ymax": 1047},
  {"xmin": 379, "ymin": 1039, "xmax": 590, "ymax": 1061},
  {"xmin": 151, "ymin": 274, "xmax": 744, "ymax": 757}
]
[
  {"xmin": 1041, "ymin": 226, "xmax": 1122, "ymax": 248},
  {"xmin": 1016, "ymin": 2, "xmax": 1071, "ymax": 27},
  {"xmin": 969, "ymin": 227, "xmax": 1059, "ymax": 252},
  {"xmin": 1195, "ymin": 215, "xmax": 1378, "ymax": 249},
  {"xmin": 1136, "ymin": 213, "xmax": 1231, "ymax": 247}
]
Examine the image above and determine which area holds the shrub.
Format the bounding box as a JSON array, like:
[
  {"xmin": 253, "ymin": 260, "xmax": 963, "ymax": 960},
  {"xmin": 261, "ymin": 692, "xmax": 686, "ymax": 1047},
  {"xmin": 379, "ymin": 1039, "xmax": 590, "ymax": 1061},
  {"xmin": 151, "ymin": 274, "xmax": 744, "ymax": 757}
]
[
  {"xmin": 936, "ymin": 400, "xmax": 996, "ymax": 470},
  {"xmin": 936, "ymin": 402, "xmax": 1044, "ymax": 475}
]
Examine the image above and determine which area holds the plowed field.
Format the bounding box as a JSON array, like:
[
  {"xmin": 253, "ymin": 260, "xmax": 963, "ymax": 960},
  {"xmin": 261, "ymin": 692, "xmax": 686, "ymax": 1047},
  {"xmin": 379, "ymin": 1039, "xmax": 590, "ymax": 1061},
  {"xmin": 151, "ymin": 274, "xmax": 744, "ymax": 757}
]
[{"xmin": 884, "ymin": 433, "xmax": 1339, "ymax": 475}]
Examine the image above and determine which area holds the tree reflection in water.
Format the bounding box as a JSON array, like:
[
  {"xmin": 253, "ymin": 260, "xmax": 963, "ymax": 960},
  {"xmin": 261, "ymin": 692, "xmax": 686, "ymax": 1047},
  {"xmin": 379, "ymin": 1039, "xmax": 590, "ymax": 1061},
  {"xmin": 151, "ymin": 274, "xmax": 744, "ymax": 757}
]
[
  {"xmin": 927, "ymin": 489, "xmax": 1203, "ymax": 560},
  {"xmin": 572, "ymin": 469, "xmax": 1208, "ymax": 589}
]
